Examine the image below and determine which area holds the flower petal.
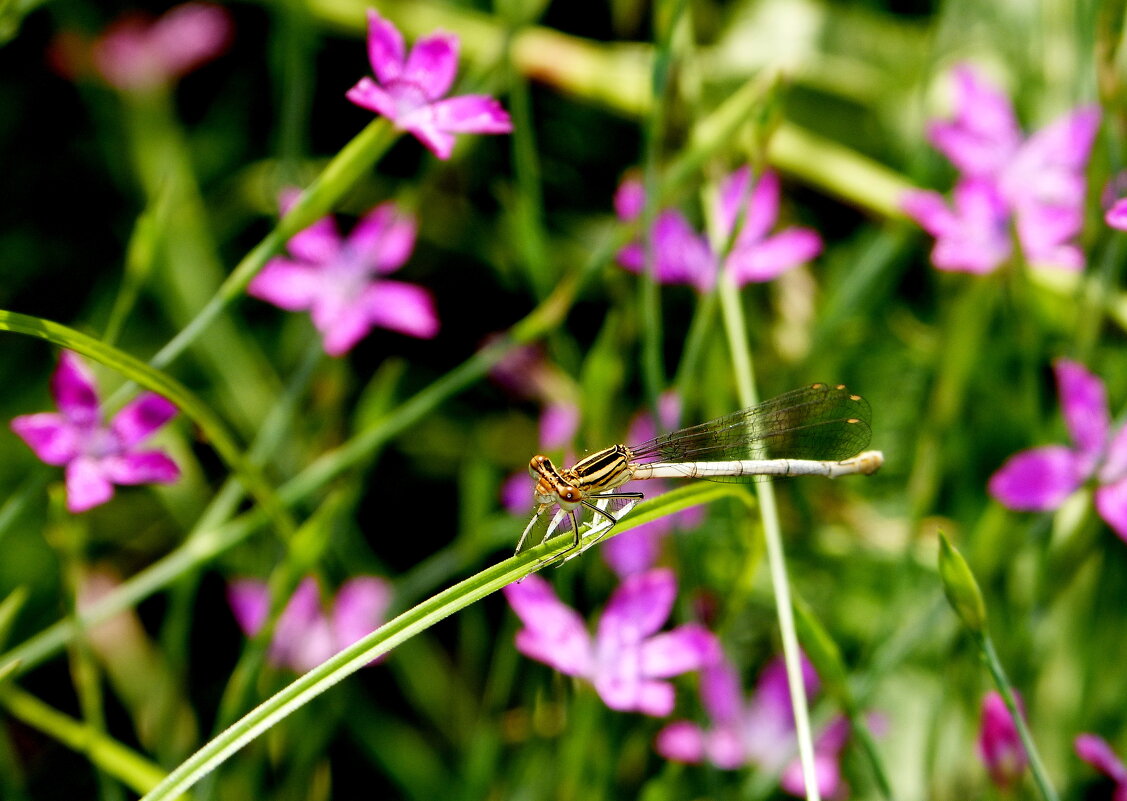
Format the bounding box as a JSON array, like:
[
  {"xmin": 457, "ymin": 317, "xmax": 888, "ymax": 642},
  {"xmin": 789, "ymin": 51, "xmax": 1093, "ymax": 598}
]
[
  {"xmin": 735, "ymin": 169, "xmax": 781, "ymax": 246},
  {"xmin": 540, "ymin": 401, "xmax": 579, "ymax": 450},
  {"xmin": 11, "ymin": 413, "xmax": 79, "ymax": 466},
  {"xmin": 614, "ymin": 174, "xmax": 645, "ymax": 221},
  {"xmin": 717, "ymin": 166, "xmax": 755, "ymax": 240},
  {"xmin": 1095, "ymin": 478, "xmax": 1127, "ymax": 543},
  {"xmin": 286, "ymin": 216, "xmax": 342, "ymax": 265},
  {"xmin": 601, "ymin": 523, "xmax": 668, "ymax": 577},
  {"xmin": 597, "ymin": 568, "xmax": 676, "ymax": 645},
  {"xmin": 903, "ymin": 182, "xmax": 1011, "ymax": 274},
  {"xmin": 1076, "ymin": 734, "xmax": 1127, "ymax": 783},
  {"xmin": 54, "ymin": 352, "xmax": 100, "ymax": 426},
  {"xmin": 349, "ymin": 203, "xmax": 417, "ymax": 275},
  {"xmin": 345, "ymin": 77, "xmax": 399, "ymax": 120},
  {"xmin": 110, "ymin": 393, "xmax": 177, "ymax": 446},
  {"xmin": 364, "ymin": 280, "xmax": 440, "ymax": 339},
  {"xmin": 726, "ymin": 227, "xmax": 822, "ymax": 285},
  {"xmin": 1003, "ymin": 106, "xmax": 1100, "ymax": 208},
  {"xmin": 332, "ymin": 576, "xmax": 393, "ymax": 653},
  {"xmin": 227, "ymin": 579, "xmax": 270, "ymax": 636},
  {"xmin": 927, "ymin": 64, "xmax": 1022, "ymax": 176},
  {"xmin": 649, "ymin": 209, "xmax": 716, "ymax": 291},
  {"xmin": 312, "ymin": 294, "xmax": 375, "ymax": 356},
  {"xmin": 1015, "ymin": 202, "xmax": 1084, "ymax": 270},
  {"xmin": 988, "ymin": 445, "xmax": 1086, "ymax": 511},
  {"xmin": 103, "ymin": 451, "xmax": 180, "ymax": 485},
  {"xmin": 979, "ymin": 691, "xmax": 1027, "ymax": 788},
  {"xmin": 699, "ymin": 657, "xmax": 745, "ymax": 725},
  {"xmin": 248, "ymin": 259, "xmax": 323, "ymax": 311},
  {"xmin": 655, "ymin": 721, "xmax": 707, "ymax": 763},
  {"xmin": 1055, "ymin": 359, "xmax": 1109, "ymax": 459},
  {"xmin": 504, "ymin": 576, "xmax": 593, "ymax": 677},
  {"xmin": 65, "ymin": 456, "xmax": 115, "ymax": 512},
  {"xmin": 428, "ymin": 94, "xmax": 513, "ymax": 134},
  {"xmin": 403, "ymin": 32, "xmax": 459, "ymax": 101},
  {"xmin": 640, "ymin": 624, "xmax": 718, "ymax": 678},
  {"xmin": 364, "ymin": 9, "xmax": 405, "ymax": 85},
  {"xmin": 149, "ymin": 2, "xmax": 232, "ymax": 80},
  {"xmin": 1107, "ymin": 198, "xmax": 1127, "ymax": 230}
]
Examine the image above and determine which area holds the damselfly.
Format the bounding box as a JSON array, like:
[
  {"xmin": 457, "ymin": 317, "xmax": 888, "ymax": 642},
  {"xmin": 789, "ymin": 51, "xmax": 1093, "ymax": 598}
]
[{"xmin": 516, "ymin": 383, "xmax": 883, "ymax": 557}]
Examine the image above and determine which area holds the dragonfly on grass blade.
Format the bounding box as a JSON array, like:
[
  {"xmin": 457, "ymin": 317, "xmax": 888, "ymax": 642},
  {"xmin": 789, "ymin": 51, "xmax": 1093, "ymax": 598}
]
[{"xmin": 516, "ymin": 383, "xmax": 883, "ymax": 559}]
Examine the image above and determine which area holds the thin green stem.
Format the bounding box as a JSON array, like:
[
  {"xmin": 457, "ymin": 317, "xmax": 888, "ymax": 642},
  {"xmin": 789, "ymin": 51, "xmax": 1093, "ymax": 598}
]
[
  {"xmin": 0, "ymin": 686, "xmax": 167, "ymax": 795},
  {"xmin": 980, "ymin": 634, "xmax": 1060, "ymax": 801},
  {"xmin": 717, "ymin": 274, "xmax": 819, "ymax": 801}
]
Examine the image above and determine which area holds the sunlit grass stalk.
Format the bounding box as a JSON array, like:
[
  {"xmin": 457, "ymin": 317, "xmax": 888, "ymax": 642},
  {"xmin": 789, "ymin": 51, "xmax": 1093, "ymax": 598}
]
[
  {"xmin": 701, "ymin": 158, "xmax": 819, "ymax": 798},
  {"xmin": 717, "ymin": 274, "xmax": 820, "ymax": 801},
  {"xmin": 136, "ymin": 482, "xmax": 744, "ymax": 801},
  {"xmin": 53, "ymin": 492, "xmax": 124, "ymax": 801},
  {"xmin": 0, "ymin": 685, "xmax": 166, "ymax": 795}
]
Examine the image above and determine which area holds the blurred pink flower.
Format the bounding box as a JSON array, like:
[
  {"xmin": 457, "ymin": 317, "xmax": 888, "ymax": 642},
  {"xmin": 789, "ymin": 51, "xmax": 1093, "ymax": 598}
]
[
  {"xmin": 616, "ymin": 167, "xmax": 822, "ymax": 291},
  {"xmin": 989, "ymin": 359, "xmax": 1127, "ymax": 542},
  {"xmin": 250, "ymin": 194, "xmax": 438, "ymax": 356},
  {"xmin": 1107, "ymin": 198, "xmax": 1127, "ymax": 230},
  {"xmin": 540, "ymin": 401, "xmax": 580, "ymax": 451},
  {"xmin": 503, "ymin": 569, "xmax": 718, "ymax": 716},
  {"xmin": 346, "ymin": 9, "xmax": 512, "ymax": 159},
  {"xmin": 903, "ymin": 64, "xmax": 1098, "ymax": 272},
  {"xmin": 1076, "ymin": 734, "xmax": 1127, "ymax": 800},
  {"xmin": 656, "ymin": 655, "xmax": 850, "ymax": 798},
  {"xmin": 228, "ymin": 576, "xmax": 393, "ymax": 672},
  {"xmin": 90, "ymin": 3, "xmax": 232, "ymax": 91},
  {"xmin": 978, "ymin": 691, "xmax": 1027, "ymax": 789},
  {"xmin": 11, "ymin": 352, "xmax": 180, "ymax": 513}
]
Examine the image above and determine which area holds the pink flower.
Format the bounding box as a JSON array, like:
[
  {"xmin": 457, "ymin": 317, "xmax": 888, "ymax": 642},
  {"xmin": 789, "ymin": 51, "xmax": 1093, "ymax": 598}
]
[
  {"xmin": 978, "ymin": 691, "xmax": 1027, "ymax": 789},
  {"xmin": 539, "ymin": 401, "xmax": 580, "ymax": 451},
  {"xmin": 989, "ymin": 359, "xmax": 1127, "ymax": 542},
  {"xmin": 1107, "ymin": 198, "xmax": 1127, "ymax": 230},
  {"xmin": 1076, "ymin": 734, "xmax": 1127, "ymax": 801},
  {"xmin": 228, "ymin": 576, "xmax": 393, "ymax": 673},
  {"xmin": 249, "ymin": 195, "xmax": 438, "ymax": 356},
  {"xmin": 91, "ymin": 3, "xmax": 232, "ymax": 91},
  {"xmin": 345, "ymin": 9, "xmax": 512, "ymax": 160},
  {"xmin": 656, "ymin": 655, "xmax": 849, "ymax": 798},
  {"xmin": 903, "ymin": 64, "xmax": 1099, "ymax": 272},
  {"xmin": 503, "ymin": 569, "xmax": 718, "ymax": 716},
  {"xmin": 11, "ymin": 353, "xmax": 180, "ymax": 513},
  {"xmin": 616, "ymin": 168, "xmax": 823, "ymax": 291}
]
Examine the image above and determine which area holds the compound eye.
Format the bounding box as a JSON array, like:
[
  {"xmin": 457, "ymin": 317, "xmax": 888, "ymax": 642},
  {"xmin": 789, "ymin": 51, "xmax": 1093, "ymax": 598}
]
[{"xmin": 561, "ymin": 487, "xmax": 579, "ymax": 502}]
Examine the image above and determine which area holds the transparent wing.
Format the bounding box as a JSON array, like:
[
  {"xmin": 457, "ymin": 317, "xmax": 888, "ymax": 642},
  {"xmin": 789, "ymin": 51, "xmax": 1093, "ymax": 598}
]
[{"xmin": 628, "ymin": 383, "xmax": 872, "ymax": 466}]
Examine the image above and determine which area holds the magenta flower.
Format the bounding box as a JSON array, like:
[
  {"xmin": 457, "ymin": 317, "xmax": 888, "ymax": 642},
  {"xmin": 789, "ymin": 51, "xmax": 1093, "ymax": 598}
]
[
  {"xmin": 11, "ymin": 353, "xmax": 180, "ymax": 513},
  {"xmin": 1076, "ymin": 734, "xmax": 1127, "ymax": 800},
  {"xmin": 1107, "ymin": 199, "xmax": 1127, "ymax": 230},
  {"xmin": 90, "ymin": 3, "xmax": 232, "ymax": 91},
  {"xmin": 616, "ymin": 167, "xmax": 823, "ymax": 291},
  {"xmin": 656, "ymin": 655, "xmax": 849, "ymax": 798},
  {"xmin": 346, "ymin": 9, "xmax": 512, "ymax": 160},
  {"xmin": 503, "ymin": 569, "xmax": 718, "ymax": 716},
  {"xmin": 249, "ymin": 196, "xmax": 438, "ymax": 356},
  {"xmin": 989, "ymin": 359, "xmax": 1127, "ymax": 542},
  {"xmin": 228, "ymin": 576, "xmax": 393, "ymax": 673},
  {"xmin": 903, "ymin": 64, "xmax": 1099, "ymax": 272},
  {"xmin": 978, "ymin": 691, "xmax": 1027, "ymax": 789}
]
